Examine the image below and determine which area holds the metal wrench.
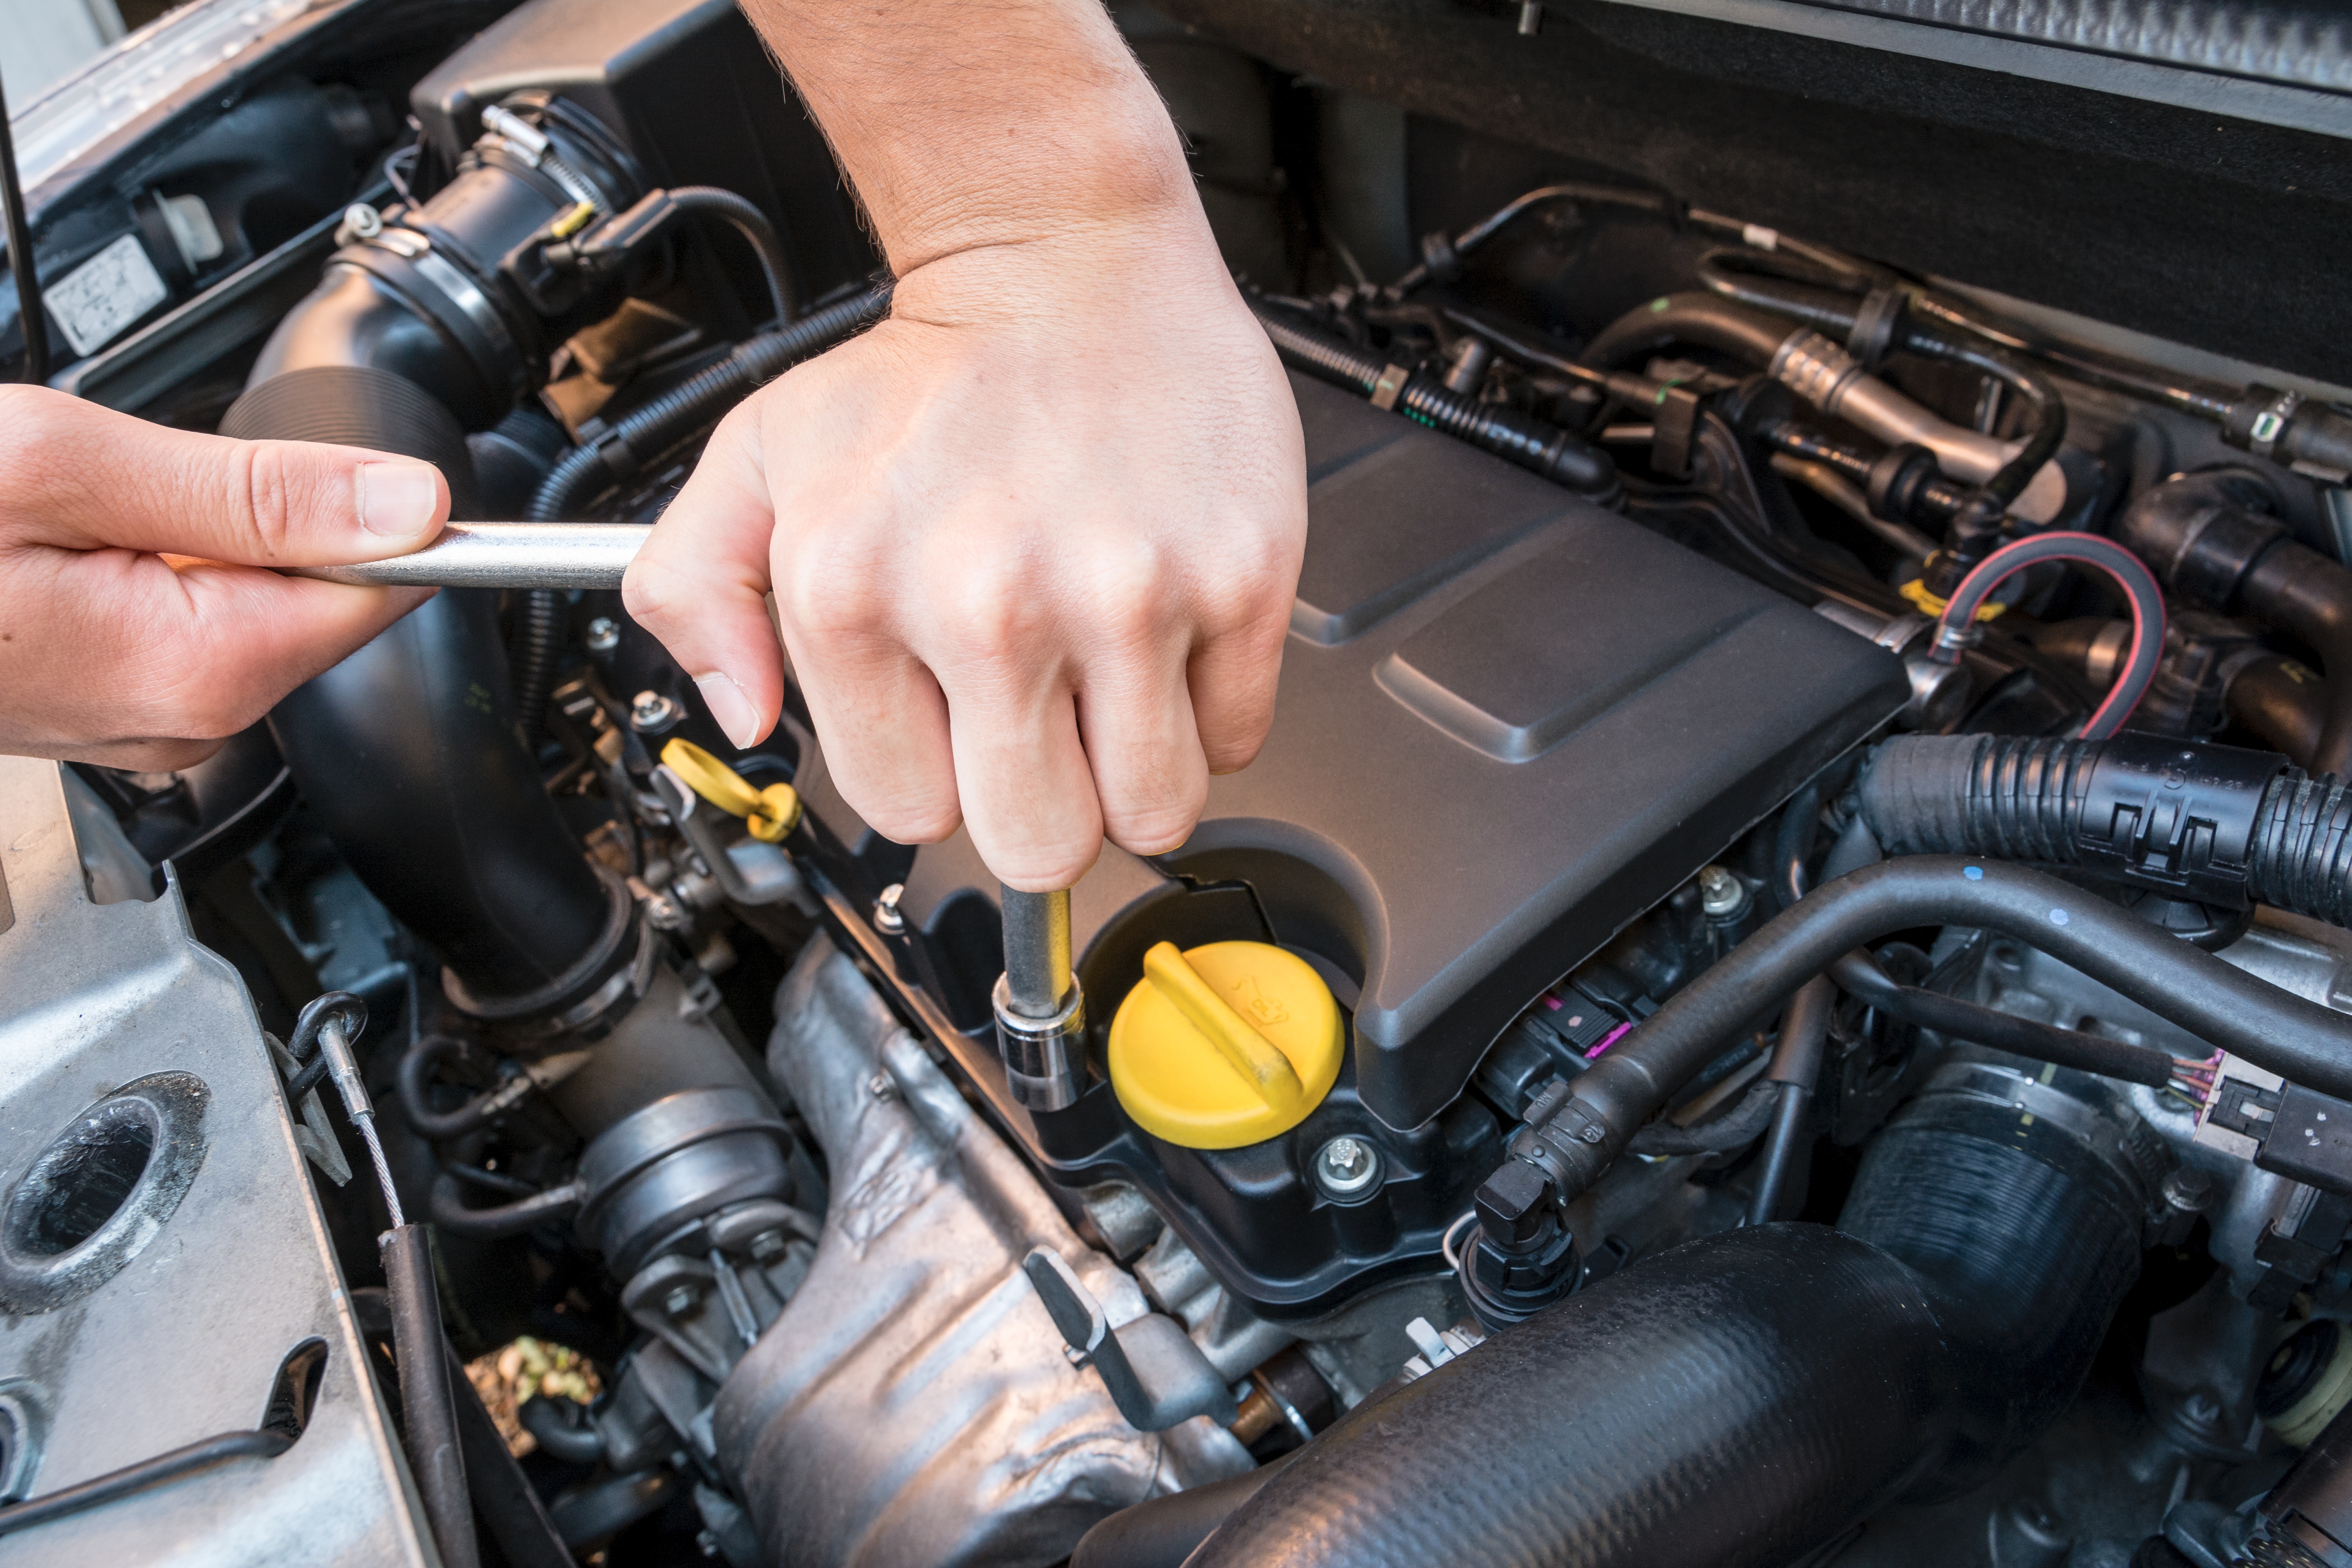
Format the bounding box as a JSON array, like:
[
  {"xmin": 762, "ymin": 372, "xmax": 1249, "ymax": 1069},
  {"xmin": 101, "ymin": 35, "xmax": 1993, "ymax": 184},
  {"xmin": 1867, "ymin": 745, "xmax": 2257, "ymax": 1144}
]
[{"xmin": 289, "ymin": 521, "xmax": 652, "ymax": 589}]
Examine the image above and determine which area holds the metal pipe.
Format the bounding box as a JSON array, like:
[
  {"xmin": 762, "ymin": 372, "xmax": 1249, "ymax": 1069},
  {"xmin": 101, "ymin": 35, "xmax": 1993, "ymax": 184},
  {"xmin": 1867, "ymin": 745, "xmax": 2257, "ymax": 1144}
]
[
  {"xmin": 1768, "ymin": 330, "xmax": 2069, "ymax": 523},
  {"xmin": 291, "ymin": 521, "xmax": 650, "ymax": 589},
  {"xmin": 1001, "ymin": 887, "xmax": 1073, "ymax": 1018}
]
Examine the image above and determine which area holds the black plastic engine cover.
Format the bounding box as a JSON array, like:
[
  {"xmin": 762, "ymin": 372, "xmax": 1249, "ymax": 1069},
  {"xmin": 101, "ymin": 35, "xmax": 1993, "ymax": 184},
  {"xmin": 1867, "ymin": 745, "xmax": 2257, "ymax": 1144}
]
[{"xmin": 790, "ymin": 372, "xmax": 1904, "ymax": 1312}]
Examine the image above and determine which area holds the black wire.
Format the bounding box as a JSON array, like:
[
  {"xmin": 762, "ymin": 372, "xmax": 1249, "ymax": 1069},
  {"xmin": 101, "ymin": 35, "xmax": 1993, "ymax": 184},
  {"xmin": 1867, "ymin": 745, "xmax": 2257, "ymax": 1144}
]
[
  {"xmin": 0, "ymin": 1430, "xmax": 290, "ymax": 1538},
  {"xmin": 0, "ymin": 75, "xmax": 50, "ymax": 384}
]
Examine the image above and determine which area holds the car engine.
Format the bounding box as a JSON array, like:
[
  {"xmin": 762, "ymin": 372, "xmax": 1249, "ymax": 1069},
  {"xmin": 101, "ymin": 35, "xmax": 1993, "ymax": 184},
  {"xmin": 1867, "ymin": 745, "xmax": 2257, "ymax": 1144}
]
[{"xmin": 8, "ymin": 1, "xmax": 2352, "ymax": 1565}]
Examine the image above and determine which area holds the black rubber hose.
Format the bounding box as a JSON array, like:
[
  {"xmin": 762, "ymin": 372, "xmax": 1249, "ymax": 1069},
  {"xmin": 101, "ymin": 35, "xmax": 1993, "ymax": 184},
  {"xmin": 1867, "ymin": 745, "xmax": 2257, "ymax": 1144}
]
[
  {"xmin": 2106, "ymin": 468, "xmax": 2352, "ymax": 777},
  {"xmin": 385, "ymin": 1222, "xmax": 479, "ymax": 1568},
  {"xmin": 2227, "ymin": 653, "xmax": 2327, "ymax": 766},
  {"xmin": 1834, "ymin": 1068, "xmax": 2157, "ymax": 1494},
  {"xmin": 1071, "ymin": 1456, "xmax": 1292, "ymax": 1568},
  {"xmin": 429, "ymin": 1171, "xmax": 586, "ymax": 1239},
  {"xmin": 1574, "ymin": 292, "xmax": 1795, "ymax": 374},
  {"xmin": 1857, "ymin": 731, "xmax": 2352, "ymax": 929},
  {"xmin": 1524, "ymin": 855, "xmax": 2352, "ymax": 1204},
  {"xmin": 529, "ymin": 282, "xmax": 891, "ymax": 521},
  {"xmin": 518, "ymin": 1394, "xmax": 606, "ymax": 1466},
  {"xmin": 1748, "ymin": 975, "xmax": 1833, "ymax": 1224},
  {"xmin": 1200, "ymin": 1060, "xmax": 2152, "ymax": 1568},
  {"xmin": 1193, "ymin": 1225, "xmax": 1953, "ymax": 1568},
  {"xmin": 509, "ymin": 588, "xmax": 562, "ymax": 750},
  {"xmin": 228, "ymin": 365, "xmax": 632, "ymax": 1016},
  {"xmin": 1625, "ymin": 1074, "xmax": 1781, "ymax": 1155},
  {"xmin": 664, "ymin": 186, "xmax": 795, "ymax": 325},
  {"xmin": 398, "ymin": 1035, "xmax": 513, "ymax": 1142},
  {"xmin": 1775, "ymin": 778, "xmax": 2173, "ymax": 1085},
  {"xmin": 1247, "ymin": 298, "xmax": 1620, "ymax": 499},
  {"xmin": 0, "ymin": 1429, "xmax": 291, "ymax": 1539}
]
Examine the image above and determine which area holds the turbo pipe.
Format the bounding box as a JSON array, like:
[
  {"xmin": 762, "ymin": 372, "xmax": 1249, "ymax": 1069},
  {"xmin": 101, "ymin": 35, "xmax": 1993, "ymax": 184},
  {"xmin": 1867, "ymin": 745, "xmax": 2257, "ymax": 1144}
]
[{"xmin": 1577, "ymin": 294, "xmax": 2068, "ymax": 523}]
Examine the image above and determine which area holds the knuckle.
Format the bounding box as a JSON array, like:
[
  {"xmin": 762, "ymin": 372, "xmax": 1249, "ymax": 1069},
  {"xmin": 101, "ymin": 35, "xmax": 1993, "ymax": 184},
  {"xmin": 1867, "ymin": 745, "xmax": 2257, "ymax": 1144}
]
[{"xmin": 234, "ymin": 443, "xmax": 296, "ymax": 557}]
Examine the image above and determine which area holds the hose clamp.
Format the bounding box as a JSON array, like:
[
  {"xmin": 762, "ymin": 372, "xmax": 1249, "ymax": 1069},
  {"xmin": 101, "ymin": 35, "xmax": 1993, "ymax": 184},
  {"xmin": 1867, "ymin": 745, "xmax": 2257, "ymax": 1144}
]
[{"xmin": 2247, "ymin": 388, "xmax": 2304, "ymax": 461}]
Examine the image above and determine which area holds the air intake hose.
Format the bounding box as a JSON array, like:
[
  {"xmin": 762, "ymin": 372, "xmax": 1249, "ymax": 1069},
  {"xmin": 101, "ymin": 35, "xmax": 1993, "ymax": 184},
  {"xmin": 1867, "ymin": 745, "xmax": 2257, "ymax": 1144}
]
[
  {"xmin": 1192, "ymin": 1062, "xmax": 2156, "ymax": 1567},
  {"xmin": 1857, "ymin": 731, "xmax": 2352, "ymax": 927},
  {"xmin": 228, "ymin": 369, "xmax": 633, "ymax": 1022}
]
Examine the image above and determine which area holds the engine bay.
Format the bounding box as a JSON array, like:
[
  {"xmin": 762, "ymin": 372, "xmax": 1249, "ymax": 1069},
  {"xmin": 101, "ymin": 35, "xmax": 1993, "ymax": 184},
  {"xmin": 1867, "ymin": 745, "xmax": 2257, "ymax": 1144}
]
[{"xmin": 9, "ymin": 1, "xmax": 2352, "ymax": 1564}]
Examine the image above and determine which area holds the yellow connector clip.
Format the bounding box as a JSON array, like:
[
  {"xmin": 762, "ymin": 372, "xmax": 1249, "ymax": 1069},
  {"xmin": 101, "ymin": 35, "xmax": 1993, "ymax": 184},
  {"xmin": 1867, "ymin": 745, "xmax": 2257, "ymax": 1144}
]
[
  {"xmin": 660, "ymin": 738, "xmax": 802, "ymax": 842},
  {"xmin": 549, "ymin": 201, "xmax": 597, "ymax": 240}
]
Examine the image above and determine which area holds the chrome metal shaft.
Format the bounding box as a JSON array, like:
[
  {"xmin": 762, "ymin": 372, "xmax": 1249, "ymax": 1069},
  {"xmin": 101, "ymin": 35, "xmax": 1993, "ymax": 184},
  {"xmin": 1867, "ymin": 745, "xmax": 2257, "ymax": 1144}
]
[
  {"xmin": 1000, "ymin": 887, "xmax": 1073, "ymax": 1018},
  {"xmin": 290, "ymin": 521, "xmax": 651, "ymax": 589}
]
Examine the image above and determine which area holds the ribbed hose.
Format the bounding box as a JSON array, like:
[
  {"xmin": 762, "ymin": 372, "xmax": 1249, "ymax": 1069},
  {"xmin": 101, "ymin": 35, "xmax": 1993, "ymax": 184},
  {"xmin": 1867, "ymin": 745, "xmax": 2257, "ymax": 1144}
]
[
  {"xmin": 509, "ymin": 588, "xmax": 561, "ymax": 748},
  {"xmin": 1247, "ymin": 299, "xmax": 1621, "ymax": 499},
  {"xmin": 1194, "ymin": 1062, "xmax": 2153, "ymax": 1568},
  {"xmin": 1857, "ymin": 732, "xmax": 2352, "ymax": 927},
  {"xmin": 528, "ymin": 282, "xmax": 892, "ymax": 521}
]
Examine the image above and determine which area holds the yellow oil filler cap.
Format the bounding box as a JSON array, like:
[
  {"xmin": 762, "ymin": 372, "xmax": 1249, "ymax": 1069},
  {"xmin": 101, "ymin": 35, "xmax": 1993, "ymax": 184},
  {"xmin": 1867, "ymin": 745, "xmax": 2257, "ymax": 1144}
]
[{"xmin": 1109, "ymin": 940, "xmax": 1344, "ymax": 1150}]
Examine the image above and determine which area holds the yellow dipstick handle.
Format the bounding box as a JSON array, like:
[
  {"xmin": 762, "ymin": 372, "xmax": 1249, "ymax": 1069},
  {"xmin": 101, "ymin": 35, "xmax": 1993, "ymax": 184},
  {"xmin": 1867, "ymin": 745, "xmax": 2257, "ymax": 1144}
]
[
  {"xmin": 1139, "ymin": 941, "xmax": 1306, "ymax": 1116},
  {"xmin": 660, "ymin": 738, "xmax": 803, "ymax": 842}
]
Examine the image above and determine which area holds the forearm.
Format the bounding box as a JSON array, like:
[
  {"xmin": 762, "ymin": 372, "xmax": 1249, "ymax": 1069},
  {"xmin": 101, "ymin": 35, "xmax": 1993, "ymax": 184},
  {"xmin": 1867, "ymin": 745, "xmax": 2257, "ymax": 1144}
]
[{"xmin": 741, "ymin": 0, "xmax": 1191, "ymax": 273}]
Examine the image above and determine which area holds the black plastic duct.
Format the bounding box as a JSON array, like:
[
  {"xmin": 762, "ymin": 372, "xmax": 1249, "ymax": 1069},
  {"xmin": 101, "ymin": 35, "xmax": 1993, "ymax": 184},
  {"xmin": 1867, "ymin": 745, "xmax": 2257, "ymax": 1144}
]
[
  {"xmin": 1190, "ymin": 1060, "xmax": 2156, "ymax": 1567},
  {"xmin": 226, "ymin": 365, "xmax": 631, "ymax": 1019},
  {"xmin": 2113, "ymin": 469, "xmax": 2352, "ymax": 778}
]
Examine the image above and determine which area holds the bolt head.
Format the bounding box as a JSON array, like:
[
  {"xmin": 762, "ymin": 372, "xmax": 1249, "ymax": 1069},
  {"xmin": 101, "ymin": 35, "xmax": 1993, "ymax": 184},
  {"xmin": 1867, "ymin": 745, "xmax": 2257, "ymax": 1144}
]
[
  {"xmin": 748, "ymin": 1228, "xmax": 788, "ymax": 1264},
  {"xmin": 1697, "ymin": 864, "xmax": 1747, "ymax": 918},
  {"xmin": 1314, "ymin": 1135, "xmax": 1382, "ymax": 1198},
  {"xmin": 873, "ymin": 882, "xmax": 907, "ymax": 935},
  {"xmin": 662, "ymin": 1283, "xmax": 699, "ymax": 1318},
  {"xmin": 585, "ymin": 617, "xmax": 621, "ymax": 653},
  {"xmin": 630, "ymin": 690, "xmax": 678, "ymax": 731}
]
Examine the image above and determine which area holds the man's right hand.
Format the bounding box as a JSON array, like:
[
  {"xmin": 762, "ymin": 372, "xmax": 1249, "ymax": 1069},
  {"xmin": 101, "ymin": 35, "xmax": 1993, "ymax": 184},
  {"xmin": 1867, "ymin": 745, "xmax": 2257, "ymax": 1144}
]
[{"xmin": 0, "ymin": 385, "xmax": 448, "ymax": 772}]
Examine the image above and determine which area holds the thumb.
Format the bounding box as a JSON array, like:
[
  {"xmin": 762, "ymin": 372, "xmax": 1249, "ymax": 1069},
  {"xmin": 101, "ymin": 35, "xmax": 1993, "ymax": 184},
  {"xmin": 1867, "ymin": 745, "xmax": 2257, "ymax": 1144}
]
[{"xmin": 0, "ymin": 385, "xmax": 448, "ymax": 565}]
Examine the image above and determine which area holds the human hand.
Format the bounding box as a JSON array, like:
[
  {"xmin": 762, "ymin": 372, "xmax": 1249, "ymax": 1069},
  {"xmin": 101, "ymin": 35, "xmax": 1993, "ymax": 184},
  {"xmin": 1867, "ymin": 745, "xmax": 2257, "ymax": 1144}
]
[
  {"xmin": 624, "ymin": 223, "xmax": 1306, "ymax": 891},
  {"xmin": 0, "ymin": 385, "xmax": 449, "ymax": 772}
]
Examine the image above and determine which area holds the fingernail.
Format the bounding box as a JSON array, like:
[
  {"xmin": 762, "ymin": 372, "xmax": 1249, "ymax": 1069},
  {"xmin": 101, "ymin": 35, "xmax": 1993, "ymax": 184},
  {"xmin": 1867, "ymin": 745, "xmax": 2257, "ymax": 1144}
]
[
  {"xmin": 356, "ymin": 460, "xmax": 442, "ymax": 538},
  {"xmin": 695, "ymin": 672, "xmax": 762, "ymax": 750}
]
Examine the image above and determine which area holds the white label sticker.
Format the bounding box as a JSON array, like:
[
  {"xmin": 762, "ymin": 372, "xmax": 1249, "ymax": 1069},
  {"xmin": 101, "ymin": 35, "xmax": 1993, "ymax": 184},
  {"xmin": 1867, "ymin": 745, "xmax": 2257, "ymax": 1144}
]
[{"xmin": 46, "ymin": 233, "xmax": 169, "ymax": 358}]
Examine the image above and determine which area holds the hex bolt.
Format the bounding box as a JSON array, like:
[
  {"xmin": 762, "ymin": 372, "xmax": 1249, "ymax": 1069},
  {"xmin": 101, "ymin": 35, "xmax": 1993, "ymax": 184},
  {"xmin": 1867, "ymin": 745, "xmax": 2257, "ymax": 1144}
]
[
  {"xmin": 585, "ymin": 616, "xmax": 621, "ymax": 655},
  {"xmin": 663, "ymin": 1283, "xmax": 699, "ymax": 1319},
  {"xmin": 2162, "ymin": 1167, "xmax": 2216, "ymax": 1216},
  {"xmin": 630, "ymin": 689, "xmax": 679, "ymax": 733},
  {"xmin": 748, "ymin": 1229, "xmax": 788, "ymax": 1265},
  {"xmin": 1697, "ymin": 864, "xmax": 1749, "ymax": 919},
  {"xmin": 874, "ymin": 883, "xmax": 907, "ymax": 936},
  {"xmin": 1314, "ymin": 1135, "xmax": 1383, "ymax": 1199}
]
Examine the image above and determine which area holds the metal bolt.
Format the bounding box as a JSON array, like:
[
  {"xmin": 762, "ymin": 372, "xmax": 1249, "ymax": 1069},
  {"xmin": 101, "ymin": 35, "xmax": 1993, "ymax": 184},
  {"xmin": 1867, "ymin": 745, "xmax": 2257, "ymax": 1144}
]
[
  {"xmin": 334, "ymin": 201, "xmax": 382, "ymax": 245},
  {"xmin": 2163, "ymin": 1167, "xmax": 2216, "ymax": 1215},
  {"xmin": 748, "ymin": 1229, "xmax": 788, "ymax": 1265},
  {"xmin": 662, "ymin": 1283, "xmax": 699, "ymax": 1318},
  {"xmin": 1697, "ymin": 864, "xmax": 1748, "ymax": 919},
  {"xmin": 630, "ymin": 689, "xmax": 679, "ymax": 733},
  {"xmin": 2182, "ymin": 1390, "xmax": 2221, "ymax": 1427},
  {"xmin": 585, "ymin": 617, "xmax": 620, "ymax": 655},
  {"xmin": 1314, "ymin": 1136, "xmax": 1382, "ymax": 1199},
  {"xmin": 866, "ymin": 1071, "xmax": 896, "ymax": 1100},
  {"xmin": 874, "ymin": 882, "xmax": 907, "ymax": 936}
]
